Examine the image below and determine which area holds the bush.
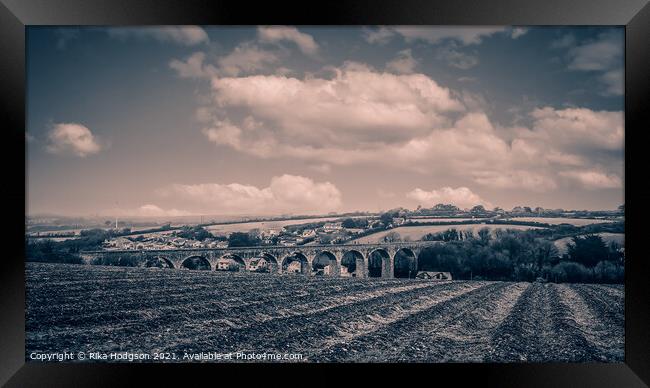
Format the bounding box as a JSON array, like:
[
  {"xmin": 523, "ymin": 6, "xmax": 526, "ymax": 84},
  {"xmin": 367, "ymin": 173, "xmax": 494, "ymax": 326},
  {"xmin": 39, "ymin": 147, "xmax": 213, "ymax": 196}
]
[
  {"xmin": 593, "ymin": 260, "xmax": 624, "ymax": 283},
  {"xmin": 550, "ymin": 262, "xmax": 592, "ymax": 283}
]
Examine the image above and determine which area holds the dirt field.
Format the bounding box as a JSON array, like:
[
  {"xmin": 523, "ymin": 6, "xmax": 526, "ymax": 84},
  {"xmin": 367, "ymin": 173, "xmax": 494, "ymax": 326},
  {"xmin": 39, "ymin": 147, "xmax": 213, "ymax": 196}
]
[{"xmin": 25, "ymin": 263, "xmax": 624, "ymax": 363}]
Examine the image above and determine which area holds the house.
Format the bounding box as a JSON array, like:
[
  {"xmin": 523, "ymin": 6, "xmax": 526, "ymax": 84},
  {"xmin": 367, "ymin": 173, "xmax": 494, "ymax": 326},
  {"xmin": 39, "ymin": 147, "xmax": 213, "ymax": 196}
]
[
  {"xmin": 392, "ymin": 217, "xmax": 406, "ymax": 226},
  {"xmin": 416, "ymin": 271, "xmax": 453, "ymax": 281},
  {"xmin": 340, "ymin": 266, "xmax": 354, "ymax": 277},
  {"xmin": 323, "ymin": 222, "xmax": 342, "ymax": 232},
  {"xmin": 286, "ymin": 261, "xmax": 302, "ymax": 274},
  {"xmin": 249, "ymin": 258, "xmax": 269, "ymax": 273},
  {"xmin": 216, "ymin": 258, "xmax": 241, "ymax": 271},
  {"xmin": 301, "ymin": 229, "xmax": 317, "ymax": 238}
]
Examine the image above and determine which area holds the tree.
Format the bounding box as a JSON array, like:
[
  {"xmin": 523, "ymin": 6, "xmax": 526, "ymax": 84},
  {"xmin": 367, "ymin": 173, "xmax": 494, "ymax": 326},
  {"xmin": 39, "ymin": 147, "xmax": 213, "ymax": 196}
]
[
  {"xmin": 567, "ymin": 234, "xmax": 609, "ymax": 268},
  {"xmin": 477, "ymin": 227, "xmax": 491, "ymax": 244},
  {"xmin": 228, "ymin": 232, "xmax": 261, "ymax": 247},
  {"xmin": 341, "ymin": 218, "xmax": 357, "ymax": 228},
  {"xmin": 471, "ymin": 205, "xmax": 486, "ymax": 213},
  {"xmin": 381, "ymin": 231, "xmax": 402, "ymax": 243},
  {"xmin": 380, "ymin": 212, "xmax": 395, "ymax": 226}
]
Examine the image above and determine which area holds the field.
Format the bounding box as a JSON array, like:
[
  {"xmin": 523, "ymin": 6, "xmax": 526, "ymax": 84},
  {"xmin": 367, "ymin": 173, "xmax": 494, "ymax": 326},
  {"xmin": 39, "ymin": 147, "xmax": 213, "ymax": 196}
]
[
  {"xmin": 26, "ymin": 263, "xmax": 624, "ymax": 363},
  {"xmin": 205, "ymin": 217, "xmax": 342, "ymax": 236},
  {"xmin": 352, "ymin": 224, "xmax": 544, "ymax": 244},
  {"xmin": 554, "ymin": 233, "xmax": 625, "ymax": 255},
  {"xmin": 503, "ymin": 217, "xmax": 618, "ymax": 226}
]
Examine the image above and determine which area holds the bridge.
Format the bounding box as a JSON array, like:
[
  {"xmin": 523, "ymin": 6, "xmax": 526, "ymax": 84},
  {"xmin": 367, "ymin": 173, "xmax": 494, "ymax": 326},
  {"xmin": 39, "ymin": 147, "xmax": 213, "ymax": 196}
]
[{"xmin": 80, "ymin": 241, "xmax": 443, "ymax": 279}]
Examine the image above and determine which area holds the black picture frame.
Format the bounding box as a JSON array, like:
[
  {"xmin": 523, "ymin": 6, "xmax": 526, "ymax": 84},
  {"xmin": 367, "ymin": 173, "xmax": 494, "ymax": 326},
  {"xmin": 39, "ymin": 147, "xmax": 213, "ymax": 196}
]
[{"xmin": 2, "ymin": 0, "xmax": 648, "ymax": 386}]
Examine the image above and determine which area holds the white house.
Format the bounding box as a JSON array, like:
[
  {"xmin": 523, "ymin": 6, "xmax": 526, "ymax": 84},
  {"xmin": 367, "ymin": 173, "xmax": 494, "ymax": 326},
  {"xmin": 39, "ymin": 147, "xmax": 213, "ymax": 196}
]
[
  {"xmin": 249, "ymin": 258, "xmax": 269, "ymax": 272},
  {"xmin": 216, "ymin": 258, "xmax": 240, "ymax": 271}
]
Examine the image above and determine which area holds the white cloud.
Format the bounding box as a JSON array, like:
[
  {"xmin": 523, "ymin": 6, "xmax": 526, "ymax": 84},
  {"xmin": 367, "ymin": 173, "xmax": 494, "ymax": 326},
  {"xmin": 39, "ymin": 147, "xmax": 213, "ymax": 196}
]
[
  {"xmin": 436, "ymin": 45, "xmax": 479, "ymax": 69},
  {"xmin": 158, "ymin": 174, "xmax": 342, "ymax": 215},
  {"xmin": 46, "ymin": 123, "xmax": 102, "ymax": 157},
  {"xmin": 217, "ymin": 43, "xmax": 280, "ymax": 76},
  {"xmin": 528, "ymin": 107, "xmax": 623, "ymax": 151},
  {"xmin": 362, "ymin": 27, "xmax": 396, "ymax": 44},
  {"xmin": 205, "ymin": 64, "xmax": 464, "ymax": 151},
  {"xmin": 406, "ymin": 187, "xmax": 492, "ymax": 209},
  {"xmin": 600, "ymin": 69, "xmax": 623, "ymax": 96},
  {"xmin": 187, "ymin": 59, "xmax": 622, "ymax": 193},
  {"xmin": 567, "ymin": 31, "xmax": 622, "ymax": 71},
  {"xmin": 560, "ymin": 170, "xmax": 622, "ymax": 189},
  {"xmin": 386, "ymin": 49, "xmax": 418, "ymax": 74},
  {"xmin": 258, "ymin": 26, "xmax": 319, "ymax": 56},
  {"xmin": 392, "ymin": 26, "xmax": 507, "ymax": 45},
  {"xmin": 511, "ymin": 28, "xmax": 528, "ymax": 39},
  {"xmin": 101, "ymin": 204, "xmax": 192, "ymax": 218},
  {"xmin": 169, "ymin": 52, "xmax": 217, "ymax": 78},
  {"xmin": 107, "ymin": 26, "xmax": 209, "ymax": 46},
  {"xmin": 170, "ymin": 44, "xmax": 280, "ymax": 78}
]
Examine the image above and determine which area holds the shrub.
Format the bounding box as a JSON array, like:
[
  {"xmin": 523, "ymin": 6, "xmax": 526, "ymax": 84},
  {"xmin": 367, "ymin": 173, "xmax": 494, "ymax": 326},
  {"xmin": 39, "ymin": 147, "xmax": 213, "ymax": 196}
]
[
  {"xmin": 593, "ymin": 260, "xmax": 624, "ymax": 284},
  {"xmin": 550, "ymin": 262, "xmax": 592, "ymax": 283}
]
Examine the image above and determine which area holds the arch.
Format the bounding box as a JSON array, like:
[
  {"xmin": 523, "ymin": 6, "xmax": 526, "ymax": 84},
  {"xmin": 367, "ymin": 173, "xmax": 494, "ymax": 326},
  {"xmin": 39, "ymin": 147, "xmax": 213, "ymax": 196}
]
[
  {"xmin": 144, "ymin": 256, "xmax": 175, "ymax": 269},
  {"xmin": 341, "ymin": 250, "xmax": 365, "ymax": 278},
  {"xmin": 258, "ymin": 252, "xmax": 279, "ymax": 273},
  {"xmin": 181, "ymin": 255, "xmax": 211, "ymax": 270},
  {"xmin": 281, "ymin": 252, "xmax": 309, "ymax": 275},
  {"xmin": 312, "ymin": 251, "xmax": 338, "ymax": 276},
  {"xmin": 393, "ymin": 248, "xmax": 417, "ymax": 279},
  {"xmin": 368, "ymin": 249, "xmax": 391, "ymax": 278},
  {"xmin": 216, "ymin": 253, "xmax": 245, "ymax": 271}
]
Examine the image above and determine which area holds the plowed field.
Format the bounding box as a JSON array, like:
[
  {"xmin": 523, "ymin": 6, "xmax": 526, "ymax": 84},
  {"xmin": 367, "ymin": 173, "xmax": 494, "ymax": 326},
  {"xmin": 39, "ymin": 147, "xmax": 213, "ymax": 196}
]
[{"xmin": 26, "ymin": 263, "xmax": 623, "ymax": 362}]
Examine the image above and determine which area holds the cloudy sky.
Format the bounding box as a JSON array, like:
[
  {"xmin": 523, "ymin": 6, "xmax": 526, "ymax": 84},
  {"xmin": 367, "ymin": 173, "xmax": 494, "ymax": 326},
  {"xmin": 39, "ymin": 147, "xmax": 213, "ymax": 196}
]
[{"xmin": 27, "ymin": 26, "xmax": 624, "ymax": 217}]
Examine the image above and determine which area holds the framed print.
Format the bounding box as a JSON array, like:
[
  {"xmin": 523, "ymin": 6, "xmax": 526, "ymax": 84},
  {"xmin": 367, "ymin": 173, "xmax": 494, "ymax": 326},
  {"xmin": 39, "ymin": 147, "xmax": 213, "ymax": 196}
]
[{"xmin": 2, "ymin": 0, "xmax": 649, "ymax": 386}]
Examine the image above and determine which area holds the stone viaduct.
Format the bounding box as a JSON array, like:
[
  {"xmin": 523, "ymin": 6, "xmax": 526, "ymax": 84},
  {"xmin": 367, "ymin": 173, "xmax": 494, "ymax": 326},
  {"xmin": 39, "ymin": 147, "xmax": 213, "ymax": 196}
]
[{"xmin": 80, "ymin": 241, "xmax": 443, "ymax": 279}]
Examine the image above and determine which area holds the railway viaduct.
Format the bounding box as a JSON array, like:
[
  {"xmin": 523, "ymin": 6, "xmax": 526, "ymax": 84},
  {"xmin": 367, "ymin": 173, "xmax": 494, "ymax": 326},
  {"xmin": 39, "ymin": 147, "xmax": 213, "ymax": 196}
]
[{"xmin": 80, "ymin": 241, "xmax": 443, "ymax": 279}]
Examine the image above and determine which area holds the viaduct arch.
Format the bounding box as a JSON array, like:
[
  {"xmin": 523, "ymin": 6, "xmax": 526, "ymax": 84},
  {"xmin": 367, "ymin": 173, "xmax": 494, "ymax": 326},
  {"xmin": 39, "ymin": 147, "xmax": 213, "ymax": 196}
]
[{"xmin": 80, "ymin": 241, "xmax": 441, "ymax": 279}]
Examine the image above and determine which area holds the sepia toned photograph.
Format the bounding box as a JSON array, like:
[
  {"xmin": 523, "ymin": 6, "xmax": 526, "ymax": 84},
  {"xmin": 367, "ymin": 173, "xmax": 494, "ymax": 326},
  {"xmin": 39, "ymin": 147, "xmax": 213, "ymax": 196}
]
[{"xmin": 25, "ymin": 25, "xmax": 624, "ymax": 363}]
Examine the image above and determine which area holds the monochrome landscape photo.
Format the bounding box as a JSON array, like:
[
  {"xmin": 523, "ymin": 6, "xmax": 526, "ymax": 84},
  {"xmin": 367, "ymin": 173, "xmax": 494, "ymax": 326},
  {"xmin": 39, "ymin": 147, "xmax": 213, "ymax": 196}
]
[{"xmin": 26, "ymin": 26, "xmax": 624, "ymax": 363}]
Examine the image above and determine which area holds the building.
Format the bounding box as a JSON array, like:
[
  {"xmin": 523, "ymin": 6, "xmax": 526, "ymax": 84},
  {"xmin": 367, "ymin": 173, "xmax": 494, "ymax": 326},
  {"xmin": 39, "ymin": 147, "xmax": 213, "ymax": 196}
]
[
  {"xmin": 322, "ymin": 222, "xmax": 342, "ymax": 232},
  {"xmin": 249, "ymin": 258, "xmax": 269, "ymax": 272},
  {"xmin": 216, "ymin": 258, "xmax": 240, "ymax": 271},
  {"xmin": 416, "ymin": 271, "xmax": 453, "ymax": 281},
  {"xmin": 301, "ymin": 229, "xmax": 317, "ymax": 238}
]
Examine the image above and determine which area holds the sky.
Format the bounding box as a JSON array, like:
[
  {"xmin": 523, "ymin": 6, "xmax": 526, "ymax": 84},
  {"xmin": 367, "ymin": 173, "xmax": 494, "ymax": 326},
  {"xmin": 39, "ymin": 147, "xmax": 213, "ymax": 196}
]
[{"xmin": 26, "ymin": 26, "xmax": 624, "ymax": 217}]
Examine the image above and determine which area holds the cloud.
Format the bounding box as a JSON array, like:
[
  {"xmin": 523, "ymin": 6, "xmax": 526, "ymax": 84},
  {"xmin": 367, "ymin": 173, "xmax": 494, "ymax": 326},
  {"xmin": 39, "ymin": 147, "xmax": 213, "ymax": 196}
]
[
  {"xmin": 510, "ymin": 28, "xmax": 528, "ymax": 39},
  {"xmin": 559, "ymin": 170, "xmax": 622, "ymax": 189},
  {"xmin": 186, "ymin": 58, "xmax": 621, "ymax": 193},
  {"xmin": 257, "ymin": 26, "xmax": 319, "ymax": 56},
  {"xmin": 216, "ymin": 43, "xmax": 280, "ymax": 76},
  {"xmin": 101, "ymin": 204, "xmax": 192, "ymax": 218},
  {"xmin": 204, "ymin": 63, "xmax": 464, "ymax": 151},
  {"xmin": 436, "ymin": 45, "xmax": 479, "ymax": 69},
  {"xmin": 362, "ymin": 27, "xmax": 396, "ymax": 44},
  {"xmin": 528, "ymin": 107, "xmax": 623, "ymax": 151},
  {"xmin": 391, "ymin": 26, "xmax": 507, "ymax": 45},
  {"xmin": 406, "ymin": 187, "xmax": 492, "ymax": 209},
  {"xmin": 600, "ymin": 69, "xmax": 623, "ymax": 96},
  {"xmin": 158, "ymin": 174, "xmax": 342, "ymax": 215},
  {"xmin": 386, "ymin": 49, "xmax": 418, "ymax": 74},
  {"xmin": 170, "ymin": 44, "xmax": 281, "ymax": 79},
  {"xmin": 567, "ymin": 31, "xmax": 622, "ymax": 71},
  {"xmin": 46, "ymin": 123, "xmax": 102, "ymax": 157},
  {"xmin": 107, "ymin": 26, "xmax": 209, "ymax": 46},
  {"xmin": 550, "ymin": 34, "xmax": 576, "ymax": 49}
]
